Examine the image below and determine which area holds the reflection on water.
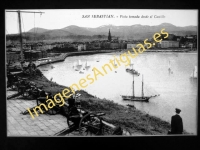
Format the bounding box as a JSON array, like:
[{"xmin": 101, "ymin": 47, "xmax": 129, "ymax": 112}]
[{"xmin": 39, "ymin": 52, "xmax": 197, "ymax": 134}]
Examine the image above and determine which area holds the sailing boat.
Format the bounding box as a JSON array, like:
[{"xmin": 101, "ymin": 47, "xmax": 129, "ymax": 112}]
[
  {"xmin": 77, "ymin": 60, "xmax": 82, "ymax": 67},
  {"xmin": 168, "ymin": 60, "xmax": 173, "ymax": 74},
  {"xmin": 190, "ymin": 66, "xmax": 197, "ymax": 78},
  {"xmin": 121, "ymin": 65, "xmax": 156, "ymax": 102},
  {"xmin": 73, "ymin": 62, "xmax": 75, "ymax": 68},
  {"xmin": 85, "ymin": 60, "xmax": 90, "ymax": 69},
  {"xmin": 130, "ymin": 59, "xmax": 134, "ymax": 66},
  {"xmin": 168, "ymin": 60, "xmax": 171, "ymax": 70},
  {"xmin": 114, "ymin": 59, "xmax": 117, "ymax": 66},
  {"xmin": 79, "ymin": 68, "xmax": 84, "ymax": 74}
]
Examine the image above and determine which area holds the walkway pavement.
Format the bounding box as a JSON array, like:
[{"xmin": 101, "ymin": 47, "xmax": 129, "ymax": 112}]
[
  {"xmin": 7, "ymin": 89, "xmax": 71, "ymax": 136},
  {"xmin": 7, "ymin": 89, "xmax": 133, "ymax": 136}
]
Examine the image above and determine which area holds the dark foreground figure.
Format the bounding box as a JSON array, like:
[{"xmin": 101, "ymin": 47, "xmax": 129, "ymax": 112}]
[{"xmin": 168, "ymin": 108, "xmax": 183, "ymax": 134}]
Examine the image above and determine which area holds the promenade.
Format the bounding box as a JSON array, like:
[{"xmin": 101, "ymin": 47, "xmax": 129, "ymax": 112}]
[{"xmin": 7, "ymin": 88, "xmax": 77, "ymax": 136}]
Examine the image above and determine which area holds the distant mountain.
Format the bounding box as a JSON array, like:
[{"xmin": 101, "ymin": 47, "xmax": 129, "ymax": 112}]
[
  {"xmin": 62, "ymin": 25, "xmax": 94, "ymax": 35},
  {"xmin": 9, "ymin": 23, "xmax": 197, "ymax": 41},
  {"xmin": 28, "ymin": 27, "xmax": 50, "ymax": 33},
  {"xmin": 42, "ymin": 29, "xmax": 74, "ymax": 37}
]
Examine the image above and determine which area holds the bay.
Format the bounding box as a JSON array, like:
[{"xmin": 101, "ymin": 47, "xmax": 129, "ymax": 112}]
[{"xmin": 39, "ymin": 51, "xmax": 197, "ymax": 134}]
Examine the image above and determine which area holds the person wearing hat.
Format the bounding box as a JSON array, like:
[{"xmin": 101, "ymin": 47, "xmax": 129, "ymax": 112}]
[{"xmin": 168, "ymin": 108, "xmax": 183, "ymax": 134}]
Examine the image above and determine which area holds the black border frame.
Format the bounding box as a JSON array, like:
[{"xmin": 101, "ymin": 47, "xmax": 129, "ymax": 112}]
[{"xmin": 1, "ymin": 0, "xmax": 199, "ymax": 149}]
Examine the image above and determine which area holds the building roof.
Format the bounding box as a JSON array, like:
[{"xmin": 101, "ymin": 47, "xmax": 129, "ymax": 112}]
[{"xmin": 160, "ymin": 40, "xmax": 179, "ymax": 42}]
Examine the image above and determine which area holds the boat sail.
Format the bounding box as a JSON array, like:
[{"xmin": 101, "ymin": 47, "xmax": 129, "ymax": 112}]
[
  {"xmin": 77, "ymin": 60, "xmax": 82, "ymax": 67},
  {"xmin": 130, "ymin": 59, "xmax": 134, "ymax": 66},
  {"xmin": 114, "ymin": 59, "xmax": 117, "ymax": 66},
  {"xmin": 190, "ymin": 66, "xmax": 197, "ymax": 78},
  {"xmin": 85, "ymin": 60, "xmax": 90, "ymax": 68},
  {"xmin": 121, "ymin": 65, "xmax": 157, "ymax": 102},
  {"xmin": 168, "ymin": 60, "xmax": 171, "ymax": 70},
  {"xmin": 73, "ymin": 62, "xmax": 76, "ymax": 68}
]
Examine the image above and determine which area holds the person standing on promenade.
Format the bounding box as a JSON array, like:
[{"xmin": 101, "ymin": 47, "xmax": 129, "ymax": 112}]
[
  {"xmin": 168, "ymin": 108, "xmax": 183, "ymax": 134},
  {"xmin": 28, "ymin": 60, "xmax": 37, "ymax": 77}
]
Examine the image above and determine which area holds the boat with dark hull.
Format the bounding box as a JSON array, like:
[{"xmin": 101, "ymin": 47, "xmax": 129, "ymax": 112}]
[
  {"xmin": 121, "ymin": 64, "xmax": 158, "ymax": 102},
  {"xmin": 122, "ymin": 96, "xmax": 151, "ymax": 102},
  {"xmin": 126, "ymin": 68, "xmax": 140, "ymax": 76}
]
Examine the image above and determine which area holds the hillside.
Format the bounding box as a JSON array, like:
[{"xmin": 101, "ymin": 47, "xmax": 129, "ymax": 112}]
[
  {"xmin": 28, "ymin": 27, "xmax": 50, "ymax": 33},
  {"xmin": 6, "ymin": 23, "xmax": 197, "ymax": 42}
]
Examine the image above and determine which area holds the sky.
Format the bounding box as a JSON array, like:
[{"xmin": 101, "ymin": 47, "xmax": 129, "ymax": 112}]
[{"xmin": 5, "ymin": 9, "xmax": 198, "ymax": 34}]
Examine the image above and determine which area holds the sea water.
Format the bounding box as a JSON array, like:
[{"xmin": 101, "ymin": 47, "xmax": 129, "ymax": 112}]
[{"xmin": 40, "ymin": 52, "xmax": 197, "ymax": 134}]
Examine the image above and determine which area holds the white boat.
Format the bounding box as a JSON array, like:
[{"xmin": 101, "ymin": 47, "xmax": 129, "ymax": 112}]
[
  {"xmin": 168, "ymin": 60, "xmax": 171, "ymax": 70},
  {"xmin": 85, "ymin": 60, "xmax": 90, "ymax": 69},
  {"xmin": 114, "ymin": 59, "xmax": 117, "ymax": 66},
  {"xmin": 130, "ymin": 59, "xmax": 134, "ymax": 66},
  {"xmin": 77, "ymin": 60, "xmax": 82, "ymax": 67},
  {"xmin": 190, "ymin": 66, "xmax": 197, "ymax": 78},
  {"xmin": 73, "ymin": 62, "xmax": 76, "ymax": 68},
  {"xmin": 168, "ymin": 60, "xmax": 173, "ymax": 74}
]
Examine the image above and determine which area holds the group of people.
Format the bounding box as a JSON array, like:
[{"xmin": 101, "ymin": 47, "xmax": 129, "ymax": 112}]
[{"xmin": 22, "ymin": 61, "xmax": 37, "ymax": 76}]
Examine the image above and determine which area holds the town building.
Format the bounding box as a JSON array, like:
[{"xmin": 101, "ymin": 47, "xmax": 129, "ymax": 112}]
[
  {"xmin": 110, "ymin": 43, "xmax": 119, "ymax": 49},
  {"xmin": 24, "ymin": 50, "xmax": 47, "ymax": 61},
  {"xmin": 78, "ymin": 44, "xmax": 86, "ymax": 51},
  {"xmin": 157, "ymin": 40, "xmax": 179, "ymax": 48},
  {"xmin": 127, "ymin": 43, "xmax": 138, "ymax": 49},
  {"xmin": 87, "ymin": 42, "xmax": 101, "ymax": 50},
  {"xmin": 101, "ymin": 42, "xmax": 111, "ymax": 49},
  {"xmin": 6, "ymin": 52, "xmax": 21, "ymax": 64}
]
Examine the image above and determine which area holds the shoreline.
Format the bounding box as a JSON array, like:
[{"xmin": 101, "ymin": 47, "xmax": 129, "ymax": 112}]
[
  {"xmin": 36, "ymin": 49, "xmax": 197, "ymax": 67},
  {"xmin": 9, "ymin": 49, "xmax": 197, "ymax": 69}
]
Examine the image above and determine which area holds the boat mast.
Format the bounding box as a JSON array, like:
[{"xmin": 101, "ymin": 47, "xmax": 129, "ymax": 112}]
[
  {"xmin": 193, "ymin": 68, "xmax": 195, "ymax": 78},
  {"xmin": 142, "ymin": 74, "xmax": 144, "ymax": 98},
  {"xmin": 132, "ymin": 64, "xmax": 135, "ymax": 97},
  {"xmin": 17, "ymin": 11, "xmax": 24, "ymax": 66},
  {"xmin": 86, "ymin": 60, "xmax": 88, "ymax": 67}
]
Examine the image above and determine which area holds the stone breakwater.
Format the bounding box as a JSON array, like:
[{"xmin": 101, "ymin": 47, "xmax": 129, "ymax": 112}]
[{"xmin": 36, "ymin": 51, "xmax": 113, "ymax": 67}]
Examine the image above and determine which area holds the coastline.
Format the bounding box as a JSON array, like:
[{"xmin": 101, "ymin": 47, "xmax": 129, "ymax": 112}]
[
  {"xmin": 37, "ymin": 49, "xmax": 197, "ymax": 67},
  {"xmin": 9, "ymin": 49, "xmax": 197, "ymax": 69}
]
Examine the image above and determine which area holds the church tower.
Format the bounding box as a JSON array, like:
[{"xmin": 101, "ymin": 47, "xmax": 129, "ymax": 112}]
[{"xmin": 108, "ymin": 29, "xmax": 112, "ymax": 42}]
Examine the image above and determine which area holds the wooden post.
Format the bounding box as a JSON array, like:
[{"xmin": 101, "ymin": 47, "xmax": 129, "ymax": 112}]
[
  {"xmin": 17, "ymin": 11, "xmax": 24, "ymax": 66},
  {"xmin": 132, "ymin": 64, "xmax": 135, "ymax": 97},
  {"xmin": 142, "ymin": 74, "xmax": 144, "ymax": 98}
]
